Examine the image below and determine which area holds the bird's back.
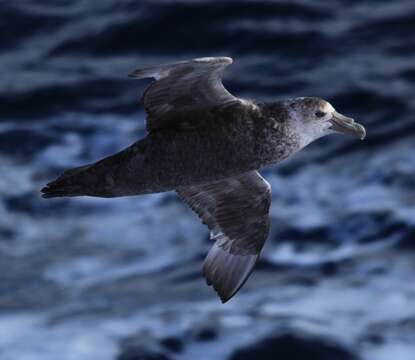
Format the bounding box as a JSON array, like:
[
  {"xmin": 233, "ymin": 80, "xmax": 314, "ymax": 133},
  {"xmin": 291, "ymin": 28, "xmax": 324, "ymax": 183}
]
[
  {"xmin": 42, "ymin": 102, "xmax": 263, "ymax": 197},
  {"xmin": 140, "ymin": 102, "xmax": 263, "ymax": 190}
]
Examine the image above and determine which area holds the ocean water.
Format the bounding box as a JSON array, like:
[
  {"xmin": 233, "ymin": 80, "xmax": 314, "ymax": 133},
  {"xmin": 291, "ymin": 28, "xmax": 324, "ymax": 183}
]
[{"xmin": 1, "ymin": 1, "xmax": 415, "ymax": 359}]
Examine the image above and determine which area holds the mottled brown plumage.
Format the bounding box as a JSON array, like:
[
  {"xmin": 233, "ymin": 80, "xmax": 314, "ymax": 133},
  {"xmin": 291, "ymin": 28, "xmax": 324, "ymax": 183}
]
[{"xmin": 42, "ymin": 57, "xmax": 365, "ymax": 302}]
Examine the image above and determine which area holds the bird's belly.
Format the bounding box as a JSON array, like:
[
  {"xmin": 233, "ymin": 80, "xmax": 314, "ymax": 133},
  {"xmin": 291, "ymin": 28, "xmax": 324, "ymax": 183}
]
[{"xmin": 142, "ymin": 129, "xmax": 258, "ymax": 190}]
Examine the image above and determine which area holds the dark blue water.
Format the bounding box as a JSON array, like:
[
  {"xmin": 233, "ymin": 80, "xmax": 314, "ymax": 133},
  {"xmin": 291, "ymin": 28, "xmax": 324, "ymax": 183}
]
[{"xmin": 1, "ymin": 1, "xmax": 415, "ymax": 359}]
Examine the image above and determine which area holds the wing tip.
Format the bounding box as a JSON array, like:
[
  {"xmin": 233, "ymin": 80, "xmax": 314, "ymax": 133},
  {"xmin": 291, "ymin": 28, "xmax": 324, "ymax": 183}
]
[
  {"xmin": 128, "ymin": 56, "xmax": 233, "ymax": 79},
  {"xmin": 202, "ymin": 243, "xmax": 259, "ymax": 304},
  {"xmin": 127, "ymin": 69, "xmax": 155, "ymax": 79},
  {"xmin": 217, "ymin": 285, "xmax": 239, "ymax": 304}
]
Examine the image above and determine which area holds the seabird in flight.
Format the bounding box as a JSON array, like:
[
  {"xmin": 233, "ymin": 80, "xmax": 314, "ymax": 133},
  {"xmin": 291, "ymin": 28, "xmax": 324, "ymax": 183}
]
[{"xmin": 41, "ymin": 57, "xmax": 366, "ymax": 303}]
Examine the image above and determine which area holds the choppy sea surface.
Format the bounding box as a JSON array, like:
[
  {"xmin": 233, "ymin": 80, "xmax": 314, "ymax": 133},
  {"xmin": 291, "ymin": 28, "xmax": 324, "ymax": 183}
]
[{"xmin": 1, "ymin": 1, "xmax": 415, "ymax": 359}]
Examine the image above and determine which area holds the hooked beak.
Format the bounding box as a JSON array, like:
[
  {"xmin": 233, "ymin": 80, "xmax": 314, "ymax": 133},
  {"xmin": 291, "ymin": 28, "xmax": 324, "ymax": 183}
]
[{"xmin": 329, "ymin": 111, "xmax": 366, "ymax": 140}]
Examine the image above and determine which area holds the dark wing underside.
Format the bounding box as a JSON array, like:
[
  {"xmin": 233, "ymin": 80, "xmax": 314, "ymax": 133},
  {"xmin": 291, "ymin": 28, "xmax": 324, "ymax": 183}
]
[
  {"xmin": 177, "ymin": 171, "xmax": 271, "ymax": 303},
  {"xmin": 128, "ymin": 57, "xmax": 241, "ymax": 131}
]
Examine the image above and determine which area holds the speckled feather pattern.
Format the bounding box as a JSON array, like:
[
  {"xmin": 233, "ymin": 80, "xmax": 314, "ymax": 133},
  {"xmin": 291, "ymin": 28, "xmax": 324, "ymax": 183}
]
[
  {"xmin": 40, "ymin": 57, "xmax": 340, "ymax": 303},
  {"xmin": 43, "ymin": 101, "xmax": 300, "ymax": 197}
]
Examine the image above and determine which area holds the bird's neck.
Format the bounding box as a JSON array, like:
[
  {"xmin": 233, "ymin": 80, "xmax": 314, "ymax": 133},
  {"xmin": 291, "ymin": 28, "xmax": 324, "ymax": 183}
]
[{"xmin": 254, "ymin": 102, "xmax": 303, "ymax": 166}]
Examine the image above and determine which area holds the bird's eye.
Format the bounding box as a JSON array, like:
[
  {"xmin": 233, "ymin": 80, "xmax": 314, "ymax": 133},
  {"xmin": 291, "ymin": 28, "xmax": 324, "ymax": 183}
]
[{"xmin": 315, "ymin": 111, "xmax": 326, "ymax": 118}]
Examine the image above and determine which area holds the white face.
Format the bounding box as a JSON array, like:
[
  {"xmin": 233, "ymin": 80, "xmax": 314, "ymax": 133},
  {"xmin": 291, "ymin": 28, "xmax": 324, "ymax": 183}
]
[
  {"xmin": 289, "ymin": 99, "xmax": 336, "ymax": 148},
  {"xmin": 288, "ymin": 97, "xmax": 365, "ymax": 148}
]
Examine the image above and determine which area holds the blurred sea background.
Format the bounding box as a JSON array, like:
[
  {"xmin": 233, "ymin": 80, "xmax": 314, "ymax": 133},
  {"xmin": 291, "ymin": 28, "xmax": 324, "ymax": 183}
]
[{"xmin": 1, "ymin": 1, "xmax": 415, "ymax": 359}]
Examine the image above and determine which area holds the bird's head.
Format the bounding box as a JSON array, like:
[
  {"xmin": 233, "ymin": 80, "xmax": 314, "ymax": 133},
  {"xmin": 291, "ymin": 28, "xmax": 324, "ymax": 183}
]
[{"xmin": 287, "ymin": 97, "xmax": 366, "ymax": 147}]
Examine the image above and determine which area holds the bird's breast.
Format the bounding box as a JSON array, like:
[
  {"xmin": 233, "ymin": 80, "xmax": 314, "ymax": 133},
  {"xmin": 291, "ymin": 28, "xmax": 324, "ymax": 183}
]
[{"xmin": 252, "ymin": 120, "xmax": 302, "ymax": 167}]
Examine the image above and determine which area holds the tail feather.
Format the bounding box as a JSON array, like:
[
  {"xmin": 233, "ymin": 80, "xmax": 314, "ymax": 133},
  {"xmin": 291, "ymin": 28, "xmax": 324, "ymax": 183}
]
[
  {"xmin": 41, "ymin": 164, "xmax": 93, "ymax": 198},
  {"xmin": 41, "ymin": 140, "xmax": 149, "ymax": 199}
]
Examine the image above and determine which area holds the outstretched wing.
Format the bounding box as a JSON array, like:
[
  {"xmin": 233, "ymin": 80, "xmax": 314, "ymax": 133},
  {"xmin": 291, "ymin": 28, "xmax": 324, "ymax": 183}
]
[
  {"xmin": 128, "ymin": 57, "xmax": 240, "ymax": 131},
  {"xmin": 177, "ymin": 171, "xmax": 271, "ymax": 303}
]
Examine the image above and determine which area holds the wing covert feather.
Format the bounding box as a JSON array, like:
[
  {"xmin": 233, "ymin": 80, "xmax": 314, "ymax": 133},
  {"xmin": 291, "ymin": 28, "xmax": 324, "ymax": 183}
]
[
  {"xmin": 177, "ymin": 171, "xmax": 271, "ymax": 302},
  {"xmin": 129, "ymin": 57, "xmax": 240, "ymax": 131}
]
